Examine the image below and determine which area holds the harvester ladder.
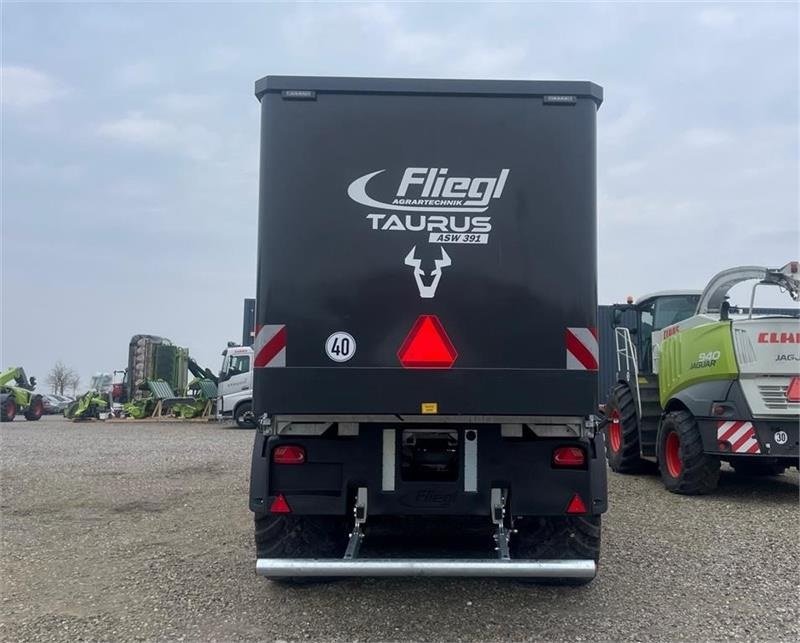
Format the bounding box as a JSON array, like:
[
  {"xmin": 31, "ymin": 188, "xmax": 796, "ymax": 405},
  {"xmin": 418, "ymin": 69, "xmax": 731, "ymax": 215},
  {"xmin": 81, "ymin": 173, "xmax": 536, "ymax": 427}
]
[{"xmin": 614, "ymin": 327, "xmax": 642, "ymax": 418}]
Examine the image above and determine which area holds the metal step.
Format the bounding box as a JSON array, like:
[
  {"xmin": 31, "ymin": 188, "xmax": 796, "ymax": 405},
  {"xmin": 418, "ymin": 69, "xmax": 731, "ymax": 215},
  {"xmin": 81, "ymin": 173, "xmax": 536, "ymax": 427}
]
[
  {"xmin": 639, "ymin": 388, "xmax": 661, "ymax": 404},
  {"xmin": 256, "ymin": 558, "xmax": 597, "ymax": 578},
  {"xmin": 641, "ymin": 400, "xmax": 662, "ymax": 417}
]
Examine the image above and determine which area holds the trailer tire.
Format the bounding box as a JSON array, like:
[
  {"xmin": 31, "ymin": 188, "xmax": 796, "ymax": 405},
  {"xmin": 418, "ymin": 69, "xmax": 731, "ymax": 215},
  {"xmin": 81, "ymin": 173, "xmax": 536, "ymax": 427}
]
[
  {"xmin": 254, "ymin": 512, "xmax": 348, "ymax": 585},
  {"xmin": 24, "ymin": 396, "xmax": 44, "ymax": 421},
  {"xmin": 1, "ymin": 397, "xmax": 16, "ymax": 422},
  {"xmin": 234, "ymin": 402, "xmax": 255, "ymax": 429},
  {"xmin": 731, "ymin": 461, "xmax": 786, "ymax": 477},
  {"xmin": 512, "ymin": 515, "xmax": 601, "ymax": 586},
  {"xmin": 604, "ymin": 383, "xmax": 645, "ymax": 473},
  {"xmin": 657, "ymin": 410, "xmax": 720, "ymax": 495}
]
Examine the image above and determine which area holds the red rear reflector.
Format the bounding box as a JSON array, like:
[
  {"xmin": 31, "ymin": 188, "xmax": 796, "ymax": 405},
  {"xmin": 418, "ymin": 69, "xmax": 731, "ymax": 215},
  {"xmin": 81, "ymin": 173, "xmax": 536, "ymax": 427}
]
[
  {"xmin": 787, "ymin": 377, "xmax": 800, "ymax": 402},
  {"xmin": 272, "ymin": 445, "xmax": 306, "ymax": 465},
  {"xmin": 553, "ymin": 446, "xmax": 586, "ymax": 468},
  {"xmin": 565, "ymin": 493, "xmax": 588, "ymax": 515},
  {"xmin": 269, "ymin": 493, "xmax": 291, "ymax": 513},
  {"xmin": 397, "ymin": 315, "xmax": 458, "ymax": 368}
]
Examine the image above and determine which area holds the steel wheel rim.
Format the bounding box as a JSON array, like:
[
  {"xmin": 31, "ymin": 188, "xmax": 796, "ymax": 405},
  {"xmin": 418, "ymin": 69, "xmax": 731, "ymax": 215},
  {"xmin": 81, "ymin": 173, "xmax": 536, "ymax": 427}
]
[
  {"xmin": 608, "ymin": 409, "xmax": 622, "ymax": 452},
  {"xmin": 665, "ymin": 431, "xmax": 682, "ymax": 478}
]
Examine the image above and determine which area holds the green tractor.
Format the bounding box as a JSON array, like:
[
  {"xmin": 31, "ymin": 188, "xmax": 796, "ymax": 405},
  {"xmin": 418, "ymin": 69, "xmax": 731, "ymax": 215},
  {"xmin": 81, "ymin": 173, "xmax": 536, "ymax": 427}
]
[
  {"xmin": 604, "ymin": 262, "xmax": 800, "ymax": 494},
  {"xmin": 0, "ymin": 367, "xmax": 45, "ymax": 422}
]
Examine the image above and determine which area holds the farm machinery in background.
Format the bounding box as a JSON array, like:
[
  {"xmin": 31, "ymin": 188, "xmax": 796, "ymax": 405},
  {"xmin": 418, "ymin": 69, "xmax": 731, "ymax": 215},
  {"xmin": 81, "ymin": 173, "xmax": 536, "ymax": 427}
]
[
  {"xmin": 112, "ymin": 335, "xmax": 218, "ymax": 420},
  {"xmin": 64, "ymin": 391, "xmax": 109, "ymax": 420},
  {"xmin": 0, "ymin": 367, "xmax": 44, "ymax": 422},
  {"xmin": 61, "ymin": 372, "xmax": 115, "ymax": 420},
  {"xmin": 601, "ymin": 261, "xmax": 800, "ymax": 494}
]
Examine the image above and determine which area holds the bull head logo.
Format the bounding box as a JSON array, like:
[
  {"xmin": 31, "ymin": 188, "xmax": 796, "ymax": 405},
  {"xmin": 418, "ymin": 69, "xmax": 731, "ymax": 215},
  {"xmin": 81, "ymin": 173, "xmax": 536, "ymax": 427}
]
[{"xmin": 404, "ymin": 246, "xmax": 452, "ymax": 298}]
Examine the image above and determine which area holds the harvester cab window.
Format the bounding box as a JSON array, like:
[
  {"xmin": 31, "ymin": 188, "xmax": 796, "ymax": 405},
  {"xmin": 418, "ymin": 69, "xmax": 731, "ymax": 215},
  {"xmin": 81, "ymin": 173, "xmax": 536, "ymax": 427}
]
[
  {"xmin": 638, "ymin": 295, "xmax": 700, "ymax": 373},
  {"xmin": 638, "ymin": 303, "xmax": 655, "ymax": 373},
  {"xmin": 653, "ymin": 295, "xmax": 700, "ymax": 330}
]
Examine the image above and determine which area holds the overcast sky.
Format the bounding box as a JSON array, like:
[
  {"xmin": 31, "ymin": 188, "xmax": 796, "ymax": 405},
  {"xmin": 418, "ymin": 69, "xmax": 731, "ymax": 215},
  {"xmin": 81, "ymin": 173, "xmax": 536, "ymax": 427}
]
[{"xmin": 2, "ymin": 1, "xmax": 798, "ymax": 388}]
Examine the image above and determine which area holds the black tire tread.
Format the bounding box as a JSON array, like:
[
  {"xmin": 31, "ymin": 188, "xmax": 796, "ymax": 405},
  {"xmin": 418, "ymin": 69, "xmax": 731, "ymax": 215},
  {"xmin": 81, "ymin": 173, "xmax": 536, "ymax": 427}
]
[
  {"xmin": 1, "ymin": 397, "xmax": 16, "ymax": 422},
  {"xmin": 24, "ymin": 396, "xmax": 44, "ymax": 421},
  {"xmin": 254, "ymin": 512, "xmax": 348, "ymax": 584},
  {"xmin": 658, "ymin": 410, "xmax": 720, "ymax": 495},
  {"xmin": 512, "ymin": 515, "xmax": 601, "ymax": 586},
  {"xmin": 605, "ymin": 383, "xmax": 645, "ymax": 473},
  {"xmin": 235, "ymin": 401, "xmax": 255, "ymax": 429}
]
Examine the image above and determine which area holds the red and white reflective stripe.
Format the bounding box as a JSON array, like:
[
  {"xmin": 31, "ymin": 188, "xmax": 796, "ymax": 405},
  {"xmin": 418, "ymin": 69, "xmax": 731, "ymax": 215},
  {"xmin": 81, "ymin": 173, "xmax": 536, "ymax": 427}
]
[
  {"xmin": 254, "ymin": 324, "xmax": 286, "ymax": 368},
  {"xmin": 566, "ymin": 327, "xmax": 598, "ymax": 371},
  {"xmin": 717, "ymin": 421, "xmax": 761, "ymax": 454}
]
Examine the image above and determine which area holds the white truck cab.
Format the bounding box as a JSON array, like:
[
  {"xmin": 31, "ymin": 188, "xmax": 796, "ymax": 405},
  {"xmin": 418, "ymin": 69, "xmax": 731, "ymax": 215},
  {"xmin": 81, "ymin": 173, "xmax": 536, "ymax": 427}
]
[{"xmin": 217, "ymin": 345, "xmax": 254, "ymax": 427}]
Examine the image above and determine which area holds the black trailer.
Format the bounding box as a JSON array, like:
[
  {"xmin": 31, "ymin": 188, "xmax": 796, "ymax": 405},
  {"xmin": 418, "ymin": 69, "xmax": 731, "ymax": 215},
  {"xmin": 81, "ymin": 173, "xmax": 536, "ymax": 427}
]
[{"xmin": 249, "ymin": 75, "xmax": 606, "ymax": 582}]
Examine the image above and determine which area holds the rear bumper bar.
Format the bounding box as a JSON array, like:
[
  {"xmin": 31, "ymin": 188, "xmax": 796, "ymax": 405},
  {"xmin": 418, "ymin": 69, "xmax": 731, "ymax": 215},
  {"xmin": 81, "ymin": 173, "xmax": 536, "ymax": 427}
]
[{"xmin": 256, "ymin": 558, "xmax": 596, "ymax": 579}]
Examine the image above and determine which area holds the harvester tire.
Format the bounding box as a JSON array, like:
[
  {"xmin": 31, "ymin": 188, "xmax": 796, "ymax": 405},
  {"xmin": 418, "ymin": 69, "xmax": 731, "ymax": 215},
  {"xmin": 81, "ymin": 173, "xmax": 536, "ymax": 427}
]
[
  {"xmin": 657, "ymin": 410, "xmax": 720, "ymax": 495},
  {"xmin": 512, "ymin": 515, "xmax": 601, "ymax": 586},
  {"xmin": 24, "ymin": 396, "xmax": 44, "ymax": 421},
  {"xmin": 604, "ymin": 383, "xmax": 645, "ymax": 473},
  {"xmin": 1, "ymin": 398, "xmax": 17, "ymax": 422},
  {"xmin": 254, "ymin": 512, "xmax": 348, "ymax": 585},
  {"xmin": 731, "ymin": 461, "xmax": 786, "ymax": 477}
]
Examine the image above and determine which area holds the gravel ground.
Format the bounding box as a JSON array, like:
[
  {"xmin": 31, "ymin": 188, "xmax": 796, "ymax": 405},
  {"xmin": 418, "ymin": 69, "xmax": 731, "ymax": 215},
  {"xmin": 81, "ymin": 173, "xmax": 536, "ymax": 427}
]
[{"xmin": 1, "ymin": 415, "xmax": 798, "ymax": 642}]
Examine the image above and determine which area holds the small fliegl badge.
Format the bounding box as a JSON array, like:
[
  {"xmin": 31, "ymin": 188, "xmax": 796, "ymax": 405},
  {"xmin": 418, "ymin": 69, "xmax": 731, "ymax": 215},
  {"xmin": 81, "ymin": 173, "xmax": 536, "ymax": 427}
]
[
  {"xmin": 774, "ymin": 430, "xmax": 788, "ymax": 445},
  {"xmin": 325, "ymin": 332, "xmax": 356, "ymax": 362}
]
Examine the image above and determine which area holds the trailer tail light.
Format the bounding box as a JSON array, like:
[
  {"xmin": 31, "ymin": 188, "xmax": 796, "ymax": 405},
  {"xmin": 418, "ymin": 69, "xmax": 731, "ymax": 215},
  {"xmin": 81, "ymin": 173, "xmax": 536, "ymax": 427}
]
[
  {"xmin": 269, "ymin": 493, "xmax": 292, "ymax": 514},
  {"xmin": 786, "ymin": 377, "xmax": 800, "ymax": 402},
  {"xmin": 272, "ymin": 445, "xmax": 306, "ymax": 465},
  {"xmin": 565, "ymin": 493, "xmax": 588, "ymax": 515},
  {"xmin": 397, "ymin": 315, "xmax": 458, "ymax": 368},
  {"xmin": 552, "ymin": 446, "xmax": 586, "ymax": 468}
]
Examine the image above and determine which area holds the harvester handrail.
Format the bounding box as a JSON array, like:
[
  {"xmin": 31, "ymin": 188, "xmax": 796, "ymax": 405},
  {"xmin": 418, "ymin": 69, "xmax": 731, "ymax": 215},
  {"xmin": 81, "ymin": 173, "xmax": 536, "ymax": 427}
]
[{"xmin": 614, "ymin": 327, "xmax": 642, "ymax": 417}]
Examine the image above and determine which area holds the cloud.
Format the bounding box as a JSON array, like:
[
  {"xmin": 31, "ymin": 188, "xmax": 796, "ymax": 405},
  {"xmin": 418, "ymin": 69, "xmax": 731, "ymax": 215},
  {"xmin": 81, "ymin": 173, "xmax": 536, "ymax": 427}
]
[
  {"xmin": 278, "ymin": 3, "xmax": 528, "ymax": 78},
  {"xmin": 606, "ymin": 160, "xmax": 646, "ymax": 178},
  {"xmin": 696, "ymin": 7, "xmax": 737, "ymax": 29},
  {"xmin": 155, "ymin": 92, "xmax": 219, "ymax": 114},
  {"xmin": 202, "ymin": 46, "xmax": 241, "ymax": 73},
  {"xmin": 6, "ymin": 160, "xmax": 85, "ymax": 184},
  {"xmin": 445, "ymin": 43, "xmax": 528, "ymax": 77},
  {"xmin": 682, "ymin": 127, "xmax": 733, "ymax": 148},
  {"xmin": 1, "ymin": 65, "xmax": 67, "ymax": 108},
  {"xmin": 600, "ymin": 99, "xmax": 653, "ymax": 147},
  {"xmin": 95, "ymin": 111, "xmax": 220, "ymax": 161},
  {"xmin": 96, "ymin": 112, "xmax": 176, "ymax": 145},
  {"xmin": 115, "ymin": 61, "xmax": 160, "ymax": 87}
]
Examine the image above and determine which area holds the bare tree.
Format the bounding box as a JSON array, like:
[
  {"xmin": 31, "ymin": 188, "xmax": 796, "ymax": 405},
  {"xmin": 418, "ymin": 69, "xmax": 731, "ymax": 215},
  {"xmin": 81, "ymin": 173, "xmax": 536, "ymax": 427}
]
[
  {"xmin": 67, "ymin": 373, "xmax": 80, "ymax": 396},
  {"xmin": 47, "ymin": 361, "xmax": 78, "ymax": 396}
]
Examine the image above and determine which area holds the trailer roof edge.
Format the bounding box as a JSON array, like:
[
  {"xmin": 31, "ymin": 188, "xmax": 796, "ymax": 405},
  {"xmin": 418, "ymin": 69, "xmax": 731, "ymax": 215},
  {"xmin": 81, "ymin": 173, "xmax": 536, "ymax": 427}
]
[{"xmin": 254, "ymin": 75, "xmax": 603, "ymax": 106}]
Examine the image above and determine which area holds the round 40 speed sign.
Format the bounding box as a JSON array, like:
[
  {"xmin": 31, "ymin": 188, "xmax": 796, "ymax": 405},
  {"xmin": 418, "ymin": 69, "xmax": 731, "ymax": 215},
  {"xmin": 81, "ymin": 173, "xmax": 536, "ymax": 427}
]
[{"xmin": 325, "ymin": 332, "xmax": 356, "ymax": 363}]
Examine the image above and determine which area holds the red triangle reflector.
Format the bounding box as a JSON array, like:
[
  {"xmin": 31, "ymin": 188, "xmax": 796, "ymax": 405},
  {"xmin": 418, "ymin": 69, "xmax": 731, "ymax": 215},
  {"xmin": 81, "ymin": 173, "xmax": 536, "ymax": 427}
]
[
  {"xmin": 397, "ymin": 315, "xmax": 458, "ymax": 368},
  {"xmin": 270, "ymin": 493, "xmax": 291, "ymax": 514},
  {"xmin": 565, "ymin": 493, "xmax": 588, "ymax": 515},
  {"xmin": 787, "ymin": 377, "xmax": 800, "ymax": 402}
]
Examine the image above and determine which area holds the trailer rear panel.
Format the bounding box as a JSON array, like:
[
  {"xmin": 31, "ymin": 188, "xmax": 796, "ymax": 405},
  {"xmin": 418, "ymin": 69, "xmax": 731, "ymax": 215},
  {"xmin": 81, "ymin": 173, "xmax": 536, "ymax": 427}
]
[{"xmin": 254, "ymin": 76, "xmax": 603, "ymax": 417}]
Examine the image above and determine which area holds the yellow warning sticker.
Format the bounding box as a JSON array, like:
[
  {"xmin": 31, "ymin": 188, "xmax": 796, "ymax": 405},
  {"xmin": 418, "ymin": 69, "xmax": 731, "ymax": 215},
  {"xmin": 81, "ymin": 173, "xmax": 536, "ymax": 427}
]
[{"xmin": 421, "ymin": 402, "xmax": 438, "ymax": 414}]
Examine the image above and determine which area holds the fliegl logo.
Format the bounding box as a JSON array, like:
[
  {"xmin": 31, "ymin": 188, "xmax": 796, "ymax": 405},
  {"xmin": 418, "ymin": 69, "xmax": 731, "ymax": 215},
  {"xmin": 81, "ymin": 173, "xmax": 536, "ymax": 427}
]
[{"xmin": 347, "ymin": 166, "xmax": 509, "ymax": 245}]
